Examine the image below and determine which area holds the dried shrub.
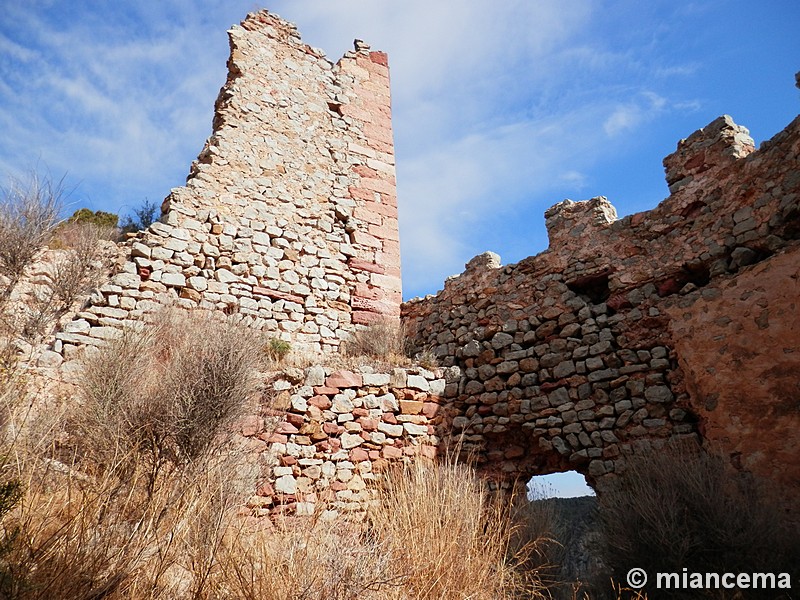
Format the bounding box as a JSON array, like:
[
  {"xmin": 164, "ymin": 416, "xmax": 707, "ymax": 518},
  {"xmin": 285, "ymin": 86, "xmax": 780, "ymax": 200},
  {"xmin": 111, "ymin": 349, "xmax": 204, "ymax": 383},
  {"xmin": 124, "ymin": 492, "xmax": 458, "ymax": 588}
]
[
  {"xmin": 71, "ymin": 312, "xmax": 266, "ymax": 484},
  {"xmin": 0, "ymin": 173, "xmax": 62, "ymax": 297},
  {"xmin": 344, "ymin": 318, "xmax": 409, "ymax": 359},
  {"xmin": 0, "ymin": 452, "xmax": 243, "ymax": 600},
  {"xmin": 18, "ymin": 223, "xmax": 111, "ymax": 342},
  {"xmin": 599, "ymin": 441, "xmax": 799, "ymax": 599},
  {"xmin": 215, "ymin": 516, "xmax": 401, "ymax": 600}
]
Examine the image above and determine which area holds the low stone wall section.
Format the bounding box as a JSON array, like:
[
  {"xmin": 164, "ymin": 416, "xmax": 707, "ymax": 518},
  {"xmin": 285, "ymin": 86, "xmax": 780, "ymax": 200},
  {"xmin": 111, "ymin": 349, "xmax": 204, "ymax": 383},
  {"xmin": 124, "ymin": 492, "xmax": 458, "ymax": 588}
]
[{"xmin": 238, "ymin": 365, "xmax": 460, "ymax": 518}]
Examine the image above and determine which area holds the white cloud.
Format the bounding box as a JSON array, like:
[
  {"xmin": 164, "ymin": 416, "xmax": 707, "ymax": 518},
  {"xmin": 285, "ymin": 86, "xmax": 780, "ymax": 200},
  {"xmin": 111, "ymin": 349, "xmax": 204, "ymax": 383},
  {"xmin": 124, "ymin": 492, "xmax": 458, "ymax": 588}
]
[
  {"xmin": 0, "ymin": 0, "xmax": 726, "ymax": 297},
  {"xmin": 603, "ymin": 91, "xmax": 669, "ymax": 136}
]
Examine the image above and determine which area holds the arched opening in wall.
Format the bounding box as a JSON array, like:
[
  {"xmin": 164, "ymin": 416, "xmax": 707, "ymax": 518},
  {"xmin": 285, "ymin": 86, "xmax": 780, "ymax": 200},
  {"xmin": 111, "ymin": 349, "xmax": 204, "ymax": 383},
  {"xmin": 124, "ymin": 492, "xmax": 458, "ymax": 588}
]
[
  {"xmin": 526, "ymin": 470, "xmax": 595, "ymax": 500},
  {"xmin": 518, "ymin": 471, "xmax": 603, "ymax": 597}
]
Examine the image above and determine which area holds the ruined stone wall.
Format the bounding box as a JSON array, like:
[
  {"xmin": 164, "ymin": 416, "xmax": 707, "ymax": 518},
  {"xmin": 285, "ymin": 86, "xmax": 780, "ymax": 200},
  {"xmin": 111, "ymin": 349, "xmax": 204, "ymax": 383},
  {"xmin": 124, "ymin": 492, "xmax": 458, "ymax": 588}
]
[
  {"xmin": 239, "ymin": 364, "xmax": 458, "ymax": 518},
  {"xmin": 52, "ymin": 10, "xmax": 401, "ymax": 359},
  {"xmin": 402, "ymin": 113, "xmax": 800, "ymax": 492}
]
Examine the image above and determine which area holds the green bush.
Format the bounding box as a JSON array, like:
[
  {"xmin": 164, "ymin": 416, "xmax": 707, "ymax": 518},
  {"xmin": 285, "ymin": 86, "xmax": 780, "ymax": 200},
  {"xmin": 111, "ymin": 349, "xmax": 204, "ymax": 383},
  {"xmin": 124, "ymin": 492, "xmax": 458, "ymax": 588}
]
[
  {"xmin": 67, "ymin": 208, "xmax": 119, "ymax": 229},
  {"xmin": 265, "ymin": 337, "xmax": 291, "ymax": 362}
]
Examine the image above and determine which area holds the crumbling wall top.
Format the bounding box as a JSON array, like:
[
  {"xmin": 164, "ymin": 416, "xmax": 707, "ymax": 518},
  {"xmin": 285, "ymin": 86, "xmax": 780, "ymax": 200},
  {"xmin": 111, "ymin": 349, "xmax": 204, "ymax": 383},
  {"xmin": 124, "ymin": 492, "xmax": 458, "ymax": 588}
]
[{"xmin": 662, "ymin": 114, "xmax": 755, "ymax": 194}]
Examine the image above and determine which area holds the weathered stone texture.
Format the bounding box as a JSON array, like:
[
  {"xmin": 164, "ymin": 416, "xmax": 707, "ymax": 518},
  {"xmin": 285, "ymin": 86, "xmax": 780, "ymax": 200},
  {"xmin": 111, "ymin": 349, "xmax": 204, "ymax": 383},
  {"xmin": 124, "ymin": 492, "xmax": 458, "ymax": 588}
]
[
  {"xmin": 403, "ymin": 112, "xmax": 800, "ymax": 493},
  {"xmin": 55, "ymin": 10, "xmax": 401, "ymax": 357},
  {"xmin": 242, "ymin": 364, "xmax": 452, "ymax": 518}
]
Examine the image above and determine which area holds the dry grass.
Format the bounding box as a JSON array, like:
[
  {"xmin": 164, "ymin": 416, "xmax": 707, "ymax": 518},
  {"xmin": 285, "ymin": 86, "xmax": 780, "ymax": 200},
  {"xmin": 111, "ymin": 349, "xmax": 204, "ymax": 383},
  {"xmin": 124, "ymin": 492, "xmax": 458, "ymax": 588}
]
[
  {"xmin": 368, "ymin": 459, "xmax": 547, "ymax": 600},
  {"xmin": 344, "ymin": 318, "xmax": 408, "ymax": 360}
]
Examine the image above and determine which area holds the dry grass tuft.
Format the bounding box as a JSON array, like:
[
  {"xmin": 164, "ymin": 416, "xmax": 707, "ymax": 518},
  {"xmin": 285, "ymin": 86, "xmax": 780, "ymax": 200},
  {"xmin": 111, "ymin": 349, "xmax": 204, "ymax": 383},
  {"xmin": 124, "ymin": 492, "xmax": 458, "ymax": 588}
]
[
  {"xmin": 344, "ymin": 318, "xmax": 409, "ymax": 360},
  {"xmin": 599, "ymin": 440, "xmax": 799, "ymax": 600},
  {"xmin": 368, "ymin": 459, "xmax": 547, "ymax": 600}
]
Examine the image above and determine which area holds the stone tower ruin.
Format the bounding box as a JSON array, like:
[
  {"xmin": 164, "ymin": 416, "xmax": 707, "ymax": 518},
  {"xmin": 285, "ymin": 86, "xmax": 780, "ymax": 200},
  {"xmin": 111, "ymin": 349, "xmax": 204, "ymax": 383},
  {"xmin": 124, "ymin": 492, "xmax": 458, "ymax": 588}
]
[{"xmin": 55, "ymin": 11, "xmax": 401, "ymax": 359}]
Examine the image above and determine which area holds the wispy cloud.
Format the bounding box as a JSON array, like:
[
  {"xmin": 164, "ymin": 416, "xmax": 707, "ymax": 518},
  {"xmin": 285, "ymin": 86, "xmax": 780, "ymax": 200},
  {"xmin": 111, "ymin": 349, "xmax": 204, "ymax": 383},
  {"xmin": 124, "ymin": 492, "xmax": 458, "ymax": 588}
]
[{"xmin": 2, "ymin": 0, "xmax": 767, "ymax": 299}]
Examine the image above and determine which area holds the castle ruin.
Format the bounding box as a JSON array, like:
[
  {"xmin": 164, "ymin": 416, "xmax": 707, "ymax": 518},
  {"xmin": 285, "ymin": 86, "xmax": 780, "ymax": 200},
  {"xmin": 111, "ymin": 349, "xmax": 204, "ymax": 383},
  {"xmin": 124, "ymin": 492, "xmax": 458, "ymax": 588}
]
[{"xmin": 19, "ymin": 10, "xmax": 800, "ymax": 517}]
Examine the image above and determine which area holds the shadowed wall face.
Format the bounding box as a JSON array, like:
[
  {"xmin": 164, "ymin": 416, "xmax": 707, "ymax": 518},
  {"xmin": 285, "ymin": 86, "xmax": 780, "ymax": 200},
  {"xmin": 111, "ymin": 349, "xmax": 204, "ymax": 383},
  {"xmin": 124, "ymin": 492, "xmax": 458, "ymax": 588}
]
[{"xmin": 403, "ymin": 112, "xmax": 800, "ymax": 494}]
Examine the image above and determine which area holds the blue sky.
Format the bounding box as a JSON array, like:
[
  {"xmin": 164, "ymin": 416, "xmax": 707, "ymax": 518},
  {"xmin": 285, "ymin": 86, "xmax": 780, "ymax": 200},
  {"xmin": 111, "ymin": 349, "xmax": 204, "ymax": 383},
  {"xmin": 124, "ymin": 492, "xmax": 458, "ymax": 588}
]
[
  {"xmin": 1, "ymin": 1, "xmax": 798, "ymax": 298},
  {"xmin": 1, "ymin": 1, "xmax": 797, "ymax": 495}
]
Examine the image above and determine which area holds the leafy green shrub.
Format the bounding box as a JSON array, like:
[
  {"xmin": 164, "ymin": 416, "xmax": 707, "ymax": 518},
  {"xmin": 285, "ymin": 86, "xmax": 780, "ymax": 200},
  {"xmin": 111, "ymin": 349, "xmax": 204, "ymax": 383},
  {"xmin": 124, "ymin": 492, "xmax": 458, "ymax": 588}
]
[
  {"xmin": 265, "ymin": 337, "xmax": 291, "ymax": 362},
  {"xmin": 66, "ymin": 207, "xmax": 118, "ymax": 229}
]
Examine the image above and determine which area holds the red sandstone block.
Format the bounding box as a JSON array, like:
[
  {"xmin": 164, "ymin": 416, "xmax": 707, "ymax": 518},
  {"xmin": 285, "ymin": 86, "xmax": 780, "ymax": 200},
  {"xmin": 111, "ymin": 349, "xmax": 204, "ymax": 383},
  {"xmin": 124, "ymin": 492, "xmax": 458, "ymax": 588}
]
[
  {"xmin": 322, "ymin": 422, "xmax": 342, "ymax": 435},
  {"xmin": 266, "ymin": 433, "xmax": 288, "ymax": 444},
  {"xmin": 353, "ymin": 206, "xmax": 382, "ymax": 225},
  {"xmin": 368, "ymin": 113, "xmax": 394, "ymax": 133},
  {"xmin": 352, "ymin": 230, "xmax": 382, "ymax": 249},
  {"xmin": 380, "ymin": 265, "xmax": 402, "ymax": 279},
  {"xmin": 253, "ymin": 286, "xmax": 304, "ymax": 304},
  {"xmin": 366, "ymin": 139, "xmax": 394, "ymax": 154},
  {"xmin": 256, "ymin": 482, "xmax": 274, "ymax": 497},
  {"xmin": 368, "ymin": 450, "xmax": 380, "ymax": 460},
  {"xmin": 361, "ymin": 176, "xmax": 395, "ymax": 196},
  {"xmin": 276, "ymin": 422, "xmax": 299, "ymax": 435},
  {"xmin": 369, "ymin": 51, "xmax": 389, "ymax": 67},
  {"xmin": 326, "ymin": 370, "xmax": 363, "ymax": 388},
  {"xmin": 309, "ymin": 395, "xmax": 332, "ymax": 410},
  {"xmin": 380, "ymin": 215, "xmax": 399, "ymax": 231},
  {"xmin": 382, "ymin": 412, "xmax": 398, "ymax": 425},
  {"xmin": 370, "ymin": 272, "xmax": 402, "ymax": 293},
  {"xmin": 420, "ymin": 445, "xmax": 437, "ymax": 460},
  {"xmin": 349, "ymin": 186, "xmax": 376, "ymax": 202},
  {"xmin": 349, "ymin": 447, "xmax": 370, "ymax": 462},
  {"xmin": 313, "ymin": 386, "xmax": 339, "ymax": 395},
  {"xmin": 382, "ymin": 291, "xmax": 403, "ymax": 307},
  {"xmin": 376, "ymin": 249, "xmax": 401, "ymax": 266},
  {"xmin": 349, "ymin": 258, "xmax": 385, "ymax": 274},
  {"xmin": 330, "ymin": 481, "xmax": 347, "ymax": 492},
  {"xmin": 280, "ymin": 455, "xmax": 297, "ymax": 466},
  {"xmin": 381, "ymin": 239, "xmax": 400, "ymax": 255},
  {"xmin": 402, "ymin": 446, "xmax": 417, "ymax": 456},
  {"xmin": 363, "ymin": 124, "xmax": 394, "ymax": 147},
  {"xmin": 286, "ymin": 413, "xmax": 304, "ymax": 427},
  {"xmin": 361, "ymin": 80, "xmax": 391, "ymax": 99},
  {"xmin": 422, "ymin": 403, "xmax": 440, "ymax": 418},
  {"xmin": 400, "ymin": 400, "xmax": 424, "ymax": 415},
  {"xmin": 352, "ymin": 407, "xmax": 369, "ymax": 418},
  {"xmin": 340, "ymin": 103, "xmax": 374, "ymax": 123},
  {"xmin": 352, "ymin": 310, "xmax": 385, "ymax": 325},
  {"xmin": 364, "ymin": 199, "xmax": 398, "ymax": 218},
  {"xmin": 382, "ymin": 446, "xmax": 402, "ymax": 459},
  {"xmin": 352, "ymin": 296, "xmax": 393, "ymax": 314},
  {"xmin": 239, "ymin": 415, "xmax": 263, "ymax": 437},
  {"xmin": 354, "ymin": 283, "xmax": 382, "ymax": 300},
  {"xmin": 359, "ymin": 417, "xmax": 379, "ymax": 431},
  {"xmin": 368, "ymin": 223, "xmax": 400, "ymax": 242},
  {"xmin": 353, "ymin": 165, "xmax": 379, "ymax": 179}
]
